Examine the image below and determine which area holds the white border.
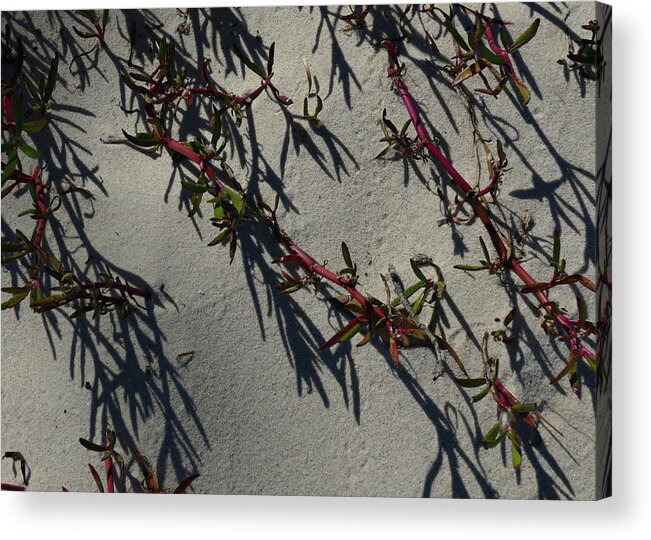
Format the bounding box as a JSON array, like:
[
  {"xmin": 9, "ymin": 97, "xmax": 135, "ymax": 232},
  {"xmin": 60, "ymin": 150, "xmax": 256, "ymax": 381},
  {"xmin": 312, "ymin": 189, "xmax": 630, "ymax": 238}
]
[{"xmin": 2, "ymin": 0, "xmax": 650, "ymax": 538}]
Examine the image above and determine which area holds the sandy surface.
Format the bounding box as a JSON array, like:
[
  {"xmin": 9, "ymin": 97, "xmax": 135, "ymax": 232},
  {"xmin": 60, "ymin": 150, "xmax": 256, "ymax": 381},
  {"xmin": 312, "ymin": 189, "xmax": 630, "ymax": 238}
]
[{"xmin": 1, "ymin": 2, "xmax": 609, "ymax": 499}]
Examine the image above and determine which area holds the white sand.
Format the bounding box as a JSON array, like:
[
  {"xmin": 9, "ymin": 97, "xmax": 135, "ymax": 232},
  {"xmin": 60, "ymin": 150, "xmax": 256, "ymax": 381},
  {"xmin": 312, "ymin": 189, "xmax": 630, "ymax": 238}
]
[{"xmin": 1, "ymin": 2, "xmax": 607, "ymax": 499}]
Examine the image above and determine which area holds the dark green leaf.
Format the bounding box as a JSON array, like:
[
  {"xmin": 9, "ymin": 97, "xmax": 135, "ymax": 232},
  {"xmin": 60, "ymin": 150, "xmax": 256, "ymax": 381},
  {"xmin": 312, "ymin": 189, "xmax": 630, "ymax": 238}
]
[
  {"xmin": 341, "ymin": 242, "xmax": 353, "ymax": 268},
  {"xmin": 552, "ymin": 229, "xmax": 561, "ymax": 269},
  {"xmin": 267, "ymin": 42, "xmax": 275, "ymax": 77},
  {"xmin": 121, "ymin": 130, "xmax": 159, "ymax": 147},
  {"xmin": 454, "ymin": 264, "xmax": 487, "ymax": 271},
  {"xmin": 79, "ymin": 438, "xmax": 106, "ymax": 452},
  {"xmin": 510, "ymin": 74, "xmax": 531, "ymax": 105},
  {"xmin": 209, "ymin": 114, "xmax": 222, "ymax": 151},
  {"xmin": 507, "ymin": 430, "xmax": 522, "ymax": 468},
  {"xmin": 72, "ymin": 26, "xmax": 96, "ymax": 39},
  {"xmin": 454, "ymin": 377, "xmax": 487, "ymax": 388},
  {"xmin": 1, "ymin": 242, "xmax": 25, "ymax": 253},
  {"xmin": 509, "ymin": 19, "xmax": 540, "ymax": 52},
  {"xmin": 482, "ymin": 421, "xmax": 503, "ymax": 446},
  {"xmin": 181, "ymin": 179, "xmax": 208, "ymax": 194},
  {"xmin": 1, "ymin": 251, "xmax": 28, "ymax": 265},
  {"xmin": 479, "ymin": 236, "xmax": 491, "ymax": 263},
  {"xmin": 24, "ymin": 76, "xmax": 40, "ymax": 101},
  {"xmin": 23, "ymin": 117, "xmax": 48, "ymax": 135},
  {"xmin": 207, "ymin": 229, "xmax": 230, "ymax": 246},
  {"xmin": 12, "ymin": 95, "xmax": 23, "ymax": 135},
  {"xmin": 382, "ymin": 109, "xmax": 398, "ymax": 134},
  {"xmin": 44, "ymin": 54, "xmax": 59, "ymax": 101},
  {"xmin": 445, "ymin": 18, "xmax": 470, "ymax": 52},
  {"xmin": 410, "ymin": 259, "xmax": 427, "ymax": 282},
  {"xmin": 233, "ymin": 45, "xmax": 266, "ymax": 79},
  {"xmin": 511, "ymin": 403, "xmax": 537, "ymax": 414},
  {"xmin": 1, "ymin": 288, "xmax": 30, "ymax": 309},
  {"xmin": 87, "ymin": 464, "xmax": 104, "ymax": 493},
  {"xmin": 471, "ymin": 386, "xmax": 490, "ymax": 403},
  {"xmin": 158, "ymin": 38, "xmax": 168, "ymax": 66}
]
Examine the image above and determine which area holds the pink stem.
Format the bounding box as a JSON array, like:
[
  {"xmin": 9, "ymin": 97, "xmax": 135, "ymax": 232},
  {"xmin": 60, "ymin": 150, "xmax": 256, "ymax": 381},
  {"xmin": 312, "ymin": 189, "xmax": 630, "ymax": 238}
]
[{"xmin": 384, "ymin": 43, "xmax": 589, "ymax": 361}]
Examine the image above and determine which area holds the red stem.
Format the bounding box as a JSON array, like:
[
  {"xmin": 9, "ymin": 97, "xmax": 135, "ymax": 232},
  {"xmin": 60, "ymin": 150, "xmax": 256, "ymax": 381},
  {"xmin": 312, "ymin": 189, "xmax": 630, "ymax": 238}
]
[
  {"xmin": 156, "ymin": 130, "xmax": 393, "ymax": 336},
  {"xmin": 384, "ymin": 44, "xmax": 588, "ymax": 359},
  {"xmin": 80, "ymin": 280, "xmax": 150, "ymax": 299}
]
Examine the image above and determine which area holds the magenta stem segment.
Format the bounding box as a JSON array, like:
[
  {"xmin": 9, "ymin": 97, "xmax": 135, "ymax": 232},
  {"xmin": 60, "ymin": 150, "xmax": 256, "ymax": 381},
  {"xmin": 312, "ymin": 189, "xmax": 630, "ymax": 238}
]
[
  {"xmin": 155, "ymin": 128, "xmax": 394, "ymax": 339},
  {"xmin": 384, "ymin": 42, "xmax": 592, "ymax": 370}
]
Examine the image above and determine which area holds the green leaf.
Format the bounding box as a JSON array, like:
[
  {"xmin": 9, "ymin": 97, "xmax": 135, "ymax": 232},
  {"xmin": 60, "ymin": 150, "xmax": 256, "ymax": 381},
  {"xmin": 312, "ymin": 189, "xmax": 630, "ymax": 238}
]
[
  {"xmin": 17, "ymin": 208, "xmax": 36, "ymax": 217},
  {"xmin": 1, "ymin": 250, "xmax": 28, "ymax": 265},
  {"xmin": 314, "ymin": 96, "xmax": 323, "ymax": 118},
  {"xmin": 482, "ymin": 422, "xmax": 503, "ymax": 447},
  {"xmin": 2, "ymin": 157, "xmax": 18, "ymax": 182},
  {"xmin": 128, "ymin": 71, "xmax": 153, "ymax": 83},
  {"xmin": 319, "ymin": 315, "xmax": 366, "ymax": 350},
  {"xmin": 158, "ymin": 37, "xmax": 168, "ymax": 66},
  {"xmin": 550, "ymin": 352, "xmax": 581, "ymax": 385},
  {"xmin": 454, "ymin": 377, "xmax": 487, "ymax": 388},
  {"xmin": 23, "ymin": 117, "xmax": 48, "ymax": 135},
  {"xmin": 211, "ymin": 109, "xmax": 222, "ymax": 148},
  {"xmin": 511, "ymin": 403, "xmax": 537, "ymax": 414},
  {"xmin": 471, "ymin": 14, "xmax": 483, "ymax": 46},
  {"xmin": 453, "ymin": 264, "xmax": 486, "ymax": 271},
  {"xmin": 233, "ymin": 45, "xmax": 266, "ymax": 79},
  {"xmin": 79, "ymin": 438, "xmax": 107, "ymax": 452},
  {"xmin": 341, "ymin": 242, "xmax": 353, "ymax": 268},
  {"xmin": 410, "ymin": 259, "xmax": 427, "ymax": 282},
  {"xmin": 471, "ymin": 386, "xmax": 490, "ymax": 403},
  {"xmin": 87, "ymin": 464, "xmax": 104, "ymax": 493},
  {"xmin": 24, "ymin": 76, "xmax": 40, "ymax": 101},
  {"xmin": 411, "ymin": 289, "xmax": 426, "ymax": 315},
  {"xmin": 445, "ymin": 18, "xmax": 470, "ymax": 52},
  {"xmin": 509, "ymin": 19, "xmax": 540, "ymax": 52},
  {"xmin": 121, "ymin": 74, "xmax": 150, "ymax": 95},
  {"xmin": 1, "ymin": 288, "xmax": 30, "ymax": 309},
  {"xmin": 1, "ymin": 242, "xmax": 26, "ymax": 253},
  {"xmin": 207, "ymin": 229, "xmax": 230, "ymax": 246},
  {"xmin": 510, "ymin": 74, "xmax": 531, "ymax": 105},
  {"xmin": 19, "ymin": 143, "xmax": 39, "ymax": 159},
  {"xmin": 339, "ymin": 321, "xmax": 364, "ymax": 343},
  {"xmin": 37, "ymin": 74, "xmax": 45, "ymax": 95},
  {"xmin": 181, "ymin": 179, "xmax": 209, "ymax": 194},
  {"xmin": 552, "ymin": 230, "xmax": 561, "ymax": 269},
  {"xmin": 267, "ymin": 42, "xmax": 275, "ymax": 77},
  {"xmin": 44, "ymin": 54, "xmax": 59, "ymax": 101},
  {"xmin": 72, "ymin": 26, "xmax": 96, "ymax": 39},
  {"xmin": 12, "ymin": 95, "xmax": 24, "ymax": 135},
  {"xmin": 382, "ymin": 109, "xmax": 397, "ymax": 134},
  {"xmin": 506, "ymin": 430, "xmax": 522, "ymax": 469},
  {"xmin": 121, "ymin": 130, "xmax": 160, "ymax": 147},
  {"xmin": 477, "ymin": 43, "xmax": 506, "ymax": 66},
  {"xmin": 479, "ymin": 236, "xmax": 491, "ymax": 263}
]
